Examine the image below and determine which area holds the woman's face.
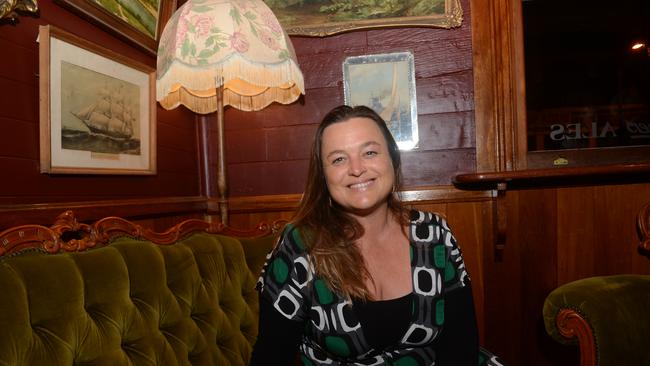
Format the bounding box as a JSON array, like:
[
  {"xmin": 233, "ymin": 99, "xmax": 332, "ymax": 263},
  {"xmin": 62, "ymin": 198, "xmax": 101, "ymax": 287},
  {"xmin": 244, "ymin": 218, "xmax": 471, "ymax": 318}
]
[{"xmin": 321, "ymin": 117, "xmax": 395, "ymax": 216}]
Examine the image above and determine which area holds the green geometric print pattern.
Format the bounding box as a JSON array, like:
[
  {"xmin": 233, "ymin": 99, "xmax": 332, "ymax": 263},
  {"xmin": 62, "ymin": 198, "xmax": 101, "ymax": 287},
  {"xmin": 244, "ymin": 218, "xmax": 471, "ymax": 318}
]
[{"xmin": 257, "ymin": 211, "xmax": 471, "ymax": 365}]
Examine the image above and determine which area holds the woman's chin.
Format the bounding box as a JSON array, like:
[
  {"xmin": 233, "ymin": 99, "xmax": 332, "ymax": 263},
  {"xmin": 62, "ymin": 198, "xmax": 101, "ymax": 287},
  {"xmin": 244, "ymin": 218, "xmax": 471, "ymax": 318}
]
[{"xmin": 340, "ymin": 200, "xmax": 389, "ymax": 217}]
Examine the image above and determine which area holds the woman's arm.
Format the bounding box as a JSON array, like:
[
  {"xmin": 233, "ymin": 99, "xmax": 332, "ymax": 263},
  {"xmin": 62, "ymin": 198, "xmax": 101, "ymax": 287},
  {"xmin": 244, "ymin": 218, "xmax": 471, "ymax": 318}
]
[
  {"xmin": 250, "ymin": 294, "xmax": 304, "ymax": 365},
  {"xmin": 435, "ymin": 283, "xmax": 479, "ymax": 366}
]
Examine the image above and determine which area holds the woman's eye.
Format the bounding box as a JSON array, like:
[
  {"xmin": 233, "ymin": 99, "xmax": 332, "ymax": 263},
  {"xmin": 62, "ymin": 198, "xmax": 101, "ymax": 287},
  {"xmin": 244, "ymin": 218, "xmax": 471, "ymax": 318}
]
[
  {"xmin": 365, "ymin": 150, "xmax": 378, "ymax": 156},
  {"xmin": 332, "ymin": 157, "xmax": 344, "ymax": 164}
]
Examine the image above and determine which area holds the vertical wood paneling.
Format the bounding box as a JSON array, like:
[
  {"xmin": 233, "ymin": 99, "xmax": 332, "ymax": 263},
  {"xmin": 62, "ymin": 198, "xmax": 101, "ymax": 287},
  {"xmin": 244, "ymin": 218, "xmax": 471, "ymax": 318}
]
[
  {"xmin": 519, "ymin": 189, "xmax": 559, "ymax": 365},
  {"xmin": 445, "ymin": 200, "xmax": 490, "ymax": 342},
  {"xmin": 593, "ymin": 184, "xmax": 650, "ymax": 273},
  {"xmin": 470, "ymin": 0, "xmax": 526, "ymax": 172},
  {"xmin": 556, "ymin": 186, "xmax": 597, "ymax": 283},
  {"xmin": 482, "ymin": 183, "xmax": 650, "ymax": 366}
]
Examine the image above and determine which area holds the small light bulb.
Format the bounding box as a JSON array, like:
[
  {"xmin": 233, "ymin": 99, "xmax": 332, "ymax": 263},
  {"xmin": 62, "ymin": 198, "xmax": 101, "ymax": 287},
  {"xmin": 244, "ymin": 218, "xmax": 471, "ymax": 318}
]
[{"xmin": 631, "ymin": 42, "xmax": 645, "ymax": 50}]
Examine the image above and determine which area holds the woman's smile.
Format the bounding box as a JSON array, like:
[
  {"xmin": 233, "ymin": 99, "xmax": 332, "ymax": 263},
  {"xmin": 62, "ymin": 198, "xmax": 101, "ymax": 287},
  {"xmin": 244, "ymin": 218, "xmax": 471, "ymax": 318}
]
[{"xmin": 348, "ymin": 179, "xmax": 374, "ymax": 190}]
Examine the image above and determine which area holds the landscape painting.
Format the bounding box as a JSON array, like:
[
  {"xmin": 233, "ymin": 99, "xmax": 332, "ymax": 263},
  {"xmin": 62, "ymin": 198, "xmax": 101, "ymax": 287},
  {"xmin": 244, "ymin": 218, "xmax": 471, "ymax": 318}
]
[
  {"xmin": 264, "ymin": 0, "xmax": 462, "ymax": 36},
  {"xmin": 91, "ymin": 0, "xmax": 161, "ymax": 38}
]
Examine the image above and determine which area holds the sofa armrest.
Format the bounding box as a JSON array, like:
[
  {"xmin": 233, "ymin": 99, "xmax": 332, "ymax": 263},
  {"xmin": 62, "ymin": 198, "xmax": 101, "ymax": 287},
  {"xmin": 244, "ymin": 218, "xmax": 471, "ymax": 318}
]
[
  {"xmin": 639, "ymin": 203, "xmax": 650, "ymax": 257},
  {"xmin": 543, "ymin": 275, "xmax": 650, "ymax": 366}
]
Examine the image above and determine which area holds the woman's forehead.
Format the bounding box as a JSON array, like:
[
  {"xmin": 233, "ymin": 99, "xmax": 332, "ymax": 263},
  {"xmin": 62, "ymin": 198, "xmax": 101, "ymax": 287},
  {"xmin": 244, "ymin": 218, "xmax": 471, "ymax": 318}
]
[{"xmin": 321, "ymin": 117, "xmax": 385, "ymax": 143}]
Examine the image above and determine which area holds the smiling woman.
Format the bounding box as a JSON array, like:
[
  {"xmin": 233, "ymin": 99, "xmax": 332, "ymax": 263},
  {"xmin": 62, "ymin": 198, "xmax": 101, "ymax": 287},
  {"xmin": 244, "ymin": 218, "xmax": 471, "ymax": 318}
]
[{"xmin": 249, "ymin": 105, "xmax": 504, "ymax": 366}]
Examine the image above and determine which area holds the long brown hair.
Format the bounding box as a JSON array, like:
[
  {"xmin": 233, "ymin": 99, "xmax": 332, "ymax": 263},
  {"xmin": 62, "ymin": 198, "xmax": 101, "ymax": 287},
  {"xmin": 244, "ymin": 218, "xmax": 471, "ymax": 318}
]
[{"xmin": 292, "ymin": 105, "xmax": 408, "ymax": 300}]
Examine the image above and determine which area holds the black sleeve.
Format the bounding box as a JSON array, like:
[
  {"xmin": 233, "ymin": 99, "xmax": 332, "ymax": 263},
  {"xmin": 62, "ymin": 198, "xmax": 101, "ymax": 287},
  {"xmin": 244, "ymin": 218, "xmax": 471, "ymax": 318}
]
[
  {"xmin": 249, "ymin": 296, "xmax": 303, "ymax": 366},
  {"xmin": 435, "ymin": 283, "xmax": 479, "ymax": 366}
]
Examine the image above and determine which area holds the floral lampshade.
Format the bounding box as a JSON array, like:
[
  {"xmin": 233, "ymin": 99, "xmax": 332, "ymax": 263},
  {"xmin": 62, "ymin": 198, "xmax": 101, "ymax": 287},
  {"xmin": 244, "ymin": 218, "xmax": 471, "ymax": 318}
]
[{"xmin": 156, "ymin": 0, "xmax": 305, "ymax": 114}]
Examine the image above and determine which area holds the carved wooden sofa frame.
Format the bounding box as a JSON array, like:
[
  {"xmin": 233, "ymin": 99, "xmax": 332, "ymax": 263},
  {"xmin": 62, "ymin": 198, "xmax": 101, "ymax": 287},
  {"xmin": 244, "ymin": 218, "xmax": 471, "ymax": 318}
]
[{"xmin": 0, "ymin": 211, "xmax": 284, "ymax": 366}]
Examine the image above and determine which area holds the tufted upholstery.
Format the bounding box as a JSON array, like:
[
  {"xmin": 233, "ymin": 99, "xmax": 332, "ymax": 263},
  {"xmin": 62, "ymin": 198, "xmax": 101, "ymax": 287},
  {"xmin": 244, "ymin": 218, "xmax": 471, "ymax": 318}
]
[{"xmin": 0, "ymin": 232, "xmax": 276, "ymax": 366}]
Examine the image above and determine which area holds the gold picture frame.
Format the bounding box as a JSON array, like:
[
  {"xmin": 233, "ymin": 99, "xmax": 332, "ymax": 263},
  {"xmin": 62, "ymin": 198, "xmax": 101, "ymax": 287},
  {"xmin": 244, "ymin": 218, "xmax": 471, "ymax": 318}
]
[
  {"xmin": 265, "ymin": 0, "xmax": 463, "ymax": 37},
  {"xmin": 39, "ymin": 25, "xmax": 156, "ymax": 175},
  {"xmin": 55, "ymin": 0, "xmax": 177, "ymax": 55}
]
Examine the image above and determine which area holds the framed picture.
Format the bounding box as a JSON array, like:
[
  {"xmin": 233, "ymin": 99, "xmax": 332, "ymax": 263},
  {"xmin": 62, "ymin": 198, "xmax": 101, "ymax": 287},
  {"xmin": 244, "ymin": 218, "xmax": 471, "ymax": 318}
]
[
  {"xmin": 343, "ymin": 52, "xmax": 418, "ymax": 150},
  {"xmin": 55, "ymin": 0, "xmax": 177, "ymax": 55},
  {"xmin": 39, "ymin": 25, "xmax": 156, "ymax": 175},
  {"xmin": 265, "ymin": 0, "xmax": 462, "ymax": 36}
]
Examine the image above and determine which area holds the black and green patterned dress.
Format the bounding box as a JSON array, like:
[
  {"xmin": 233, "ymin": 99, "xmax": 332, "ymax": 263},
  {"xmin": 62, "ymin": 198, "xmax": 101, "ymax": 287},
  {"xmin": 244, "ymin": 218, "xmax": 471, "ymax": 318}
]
[{"xmin": 252, "ymin": 210, "xmax": 503, "ymax": 366}]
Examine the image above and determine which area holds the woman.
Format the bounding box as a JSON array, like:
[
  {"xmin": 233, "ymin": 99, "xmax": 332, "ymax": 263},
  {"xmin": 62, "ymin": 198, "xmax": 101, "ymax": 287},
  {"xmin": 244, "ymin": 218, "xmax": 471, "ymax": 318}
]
[{"xmin": 250, "ymin": 105, "xmax": 479, "ymax": 365}]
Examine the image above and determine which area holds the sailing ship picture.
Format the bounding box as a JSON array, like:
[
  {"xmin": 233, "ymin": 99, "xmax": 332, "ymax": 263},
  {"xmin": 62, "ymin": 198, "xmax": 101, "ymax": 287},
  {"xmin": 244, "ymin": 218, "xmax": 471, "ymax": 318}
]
[
  {"xmin": 60, "ymin": 61, "xmax": 141, "ymax": 155},
  {"xmin": 343, "ymin": 52, "xmax": 418, "ymax": 150}
]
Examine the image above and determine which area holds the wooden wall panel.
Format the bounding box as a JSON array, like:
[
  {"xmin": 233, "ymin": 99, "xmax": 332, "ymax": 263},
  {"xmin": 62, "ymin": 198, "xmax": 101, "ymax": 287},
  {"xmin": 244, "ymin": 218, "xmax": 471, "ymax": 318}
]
[
  {"xmin": 0, "ymin": 196, "xmax": 208, "ymax": 230},
  {"xmin": 556, "ymin": 186, "xmax": 598, "ymax": 283},
  {"xmin": 223, "ymin": 0, "xmax": 476, "ymax": 197},
  {"xmin": 0, "ymin": 1, "xmax": 201, "ymax": 221},
  {"xmin": 418, "ymin": 111, "xmax": 475, "ymax": 150},
  {"xmin": 401, "ymin": 149, "xmax": 476, "ymax": 187},
  {"xmin": 483, "ymin": 183, "xmax": 650, "ymax": 366}
]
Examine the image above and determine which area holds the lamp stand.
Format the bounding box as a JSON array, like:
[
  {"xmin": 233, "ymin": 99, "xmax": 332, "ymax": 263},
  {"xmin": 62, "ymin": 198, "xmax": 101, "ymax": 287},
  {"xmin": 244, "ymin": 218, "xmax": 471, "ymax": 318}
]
[{"xmin": 216, "ymin": 86, "xmax": 228, "ymax": 225}]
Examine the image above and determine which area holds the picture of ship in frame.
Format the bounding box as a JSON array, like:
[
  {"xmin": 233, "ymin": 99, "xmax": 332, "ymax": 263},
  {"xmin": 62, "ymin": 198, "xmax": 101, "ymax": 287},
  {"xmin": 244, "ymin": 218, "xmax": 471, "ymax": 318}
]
[{"xmin": 60, "ymin": 61, "xmax": 141, "ymax": 155}]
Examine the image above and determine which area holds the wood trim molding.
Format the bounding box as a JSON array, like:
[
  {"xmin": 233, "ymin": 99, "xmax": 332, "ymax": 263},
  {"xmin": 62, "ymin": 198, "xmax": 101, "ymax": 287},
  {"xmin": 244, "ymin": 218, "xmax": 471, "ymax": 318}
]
[
  {"xmin": 454, "ymin": 163, "xmax": 650, "ymax": 190},
  {"xmin": 0, "ymin": 187, "xmax": 493, "ymax": 231},
  {"xmin": 399, "ymin": 186, "xmax": 493, "ymax": 203},
  {"xmin": 470, "ymin": 0, "xmax": 526, "ymax": 172},
  {"xmin": 227, "ymin": 194, "xmax": 302, "ymax": 213},
  {"xmin": 556, "ymin": 309, "xmax": 597, "ymax": 366},
  {"xmin": 226, "ymin": 186, "xmax": 493, "ymax": 213},
  {"xmin": 0, "ymin": 196, "xmax": 208, "ymax": 229},
  {"xmin": 0, "ymin": 210, "xmax": 282, "ymax": 257}
]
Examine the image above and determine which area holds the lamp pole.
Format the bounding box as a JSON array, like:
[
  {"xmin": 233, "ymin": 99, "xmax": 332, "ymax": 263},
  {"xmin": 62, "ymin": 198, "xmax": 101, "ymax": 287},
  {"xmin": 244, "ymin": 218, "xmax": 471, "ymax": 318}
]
[{"xmin": 216, "ymin": 85, "xmax": 228, "ymax": 226}]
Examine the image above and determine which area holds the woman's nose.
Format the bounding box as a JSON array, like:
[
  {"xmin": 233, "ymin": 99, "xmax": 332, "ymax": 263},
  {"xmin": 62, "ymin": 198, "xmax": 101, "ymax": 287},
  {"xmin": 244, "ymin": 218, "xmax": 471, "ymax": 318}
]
[{"xmin": 348, "ymin": 157, "xmax": 366, "ymax": 176}]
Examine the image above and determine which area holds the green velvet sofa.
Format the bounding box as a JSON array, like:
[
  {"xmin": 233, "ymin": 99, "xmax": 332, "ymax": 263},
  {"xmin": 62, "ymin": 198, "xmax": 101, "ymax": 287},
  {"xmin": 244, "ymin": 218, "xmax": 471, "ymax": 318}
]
[
  {"xmin": 0, "ymin": 211, "xmax": 279, "ymax": 366},
  {"xmin": 543, "ymin": 275, "xmax": 650, "ymax": 366}
]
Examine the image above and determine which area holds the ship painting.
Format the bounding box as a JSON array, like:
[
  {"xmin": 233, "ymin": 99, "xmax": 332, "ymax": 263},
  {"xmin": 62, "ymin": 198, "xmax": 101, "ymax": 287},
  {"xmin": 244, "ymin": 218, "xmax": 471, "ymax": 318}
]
[
  {"xmin": 60, "ymin": 61, "xmax": 141, "ymax": 155},
  {"xmin": 72, "ymin": 85, "xmax": 135, "ymax": 140}
]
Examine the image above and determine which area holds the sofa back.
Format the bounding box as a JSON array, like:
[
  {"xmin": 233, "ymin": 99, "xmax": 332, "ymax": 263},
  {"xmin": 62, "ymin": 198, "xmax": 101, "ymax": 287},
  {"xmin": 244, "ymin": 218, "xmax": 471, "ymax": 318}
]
[{"xmin": 0, "ymin": 212, "xmax": 278, "ymax": 366}]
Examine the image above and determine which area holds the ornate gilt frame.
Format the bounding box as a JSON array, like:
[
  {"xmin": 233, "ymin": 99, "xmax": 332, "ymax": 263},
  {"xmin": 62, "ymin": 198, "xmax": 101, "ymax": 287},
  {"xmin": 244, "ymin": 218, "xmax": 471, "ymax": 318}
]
[
  {"xmin": 0, "ymin": 0, "xmax": 38, "ymax": 21},
  {"xmin": 268, "ymin": 0, "xmax": 463, "ymax": 37},
  {"xmin": 54, "ymin": 0, "xmax": 176, "ymax": 55}
]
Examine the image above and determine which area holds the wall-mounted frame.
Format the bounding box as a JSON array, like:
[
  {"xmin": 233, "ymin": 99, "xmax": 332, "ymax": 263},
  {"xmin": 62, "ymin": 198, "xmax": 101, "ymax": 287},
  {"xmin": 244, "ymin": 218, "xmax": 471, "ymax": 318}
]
[
  {"xmin": 39, "ymin": 25, "xmax": 156, "ymax": 175},
  {"xmin": 0, "ymin": 0, "xmax": 39, "ymax": 21},
  {"xmin": 54, "ymin": 0, "xmax": 176, "ymax": 55},
  {"xmin": 265, "ymin": 0, "xmax": 462, "ymax": 37},
  {"xmin": 343, "ymin": 52, "xmax": 418, "ymax": 150}
]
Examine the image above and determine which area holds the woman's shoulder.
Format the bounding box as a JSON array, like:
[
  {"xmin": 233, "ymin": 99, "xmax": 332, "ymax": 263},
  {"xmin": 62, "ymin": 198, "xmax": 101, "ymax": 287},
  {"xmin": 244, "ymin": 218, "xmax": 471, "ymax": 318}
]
[
  {"xmin": 408, "ymin": 209, "xmax": 456, "ymax": 246},
  {"xmin": 276, "ymin": 222, "xmax": 310, "ymax": 256},
  {"xmin": 408, "ymin": 209, "xmax": 448, "ymax": 228}
]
